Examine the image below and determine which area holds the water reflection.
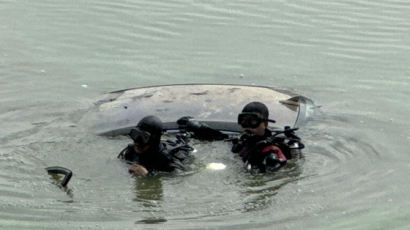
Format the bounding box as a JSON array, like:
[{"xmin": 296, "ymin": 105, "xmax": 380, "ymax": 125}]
[
  {"xmin": 240, "ymin": 159, "xmax": 305, "ymax": 212},
  {"xmin": 135, "ymin": 217, "xmax": 167, "ymax": 224},
  {"xmin": 132, "ymin": 175, "xmax": 169, "ymax": 225},
  {"xmin": 133, "ymin": 175, "xmax": 163, "ymax": 207}
]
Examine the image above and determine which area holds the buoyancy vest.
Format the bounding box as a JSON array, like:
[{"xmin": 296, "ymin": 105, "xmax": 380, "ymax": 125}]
[
  {"xmin": 231, "ymin": 129, "xmax": 288, "ymax": 172},
  {"xmin": 118, "ymin": 139, "xmax": 193, "ymax": 173}
]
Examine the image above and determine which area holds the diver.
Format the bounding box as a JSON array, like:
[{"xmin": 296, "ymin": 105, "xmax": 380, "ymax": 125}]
[
  {"xmin": 118, "ymin": 115, "xmax": 193, "ymax": 176},
  {"xmin": 179, "ymin": 101, "xmax": 304, "ymax": 173},
  {"xmin": 231, "ymin": 102, "xmax": 289, "ymax": 172}
]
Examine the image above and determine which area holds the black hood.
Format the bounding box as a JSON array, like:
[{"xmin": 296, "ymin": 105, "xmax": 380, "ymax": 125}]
[
  {"xmin": 136, "ymin": 115, "xmax": 163, "ymax": 145},
  {"xmin": 242, "ymin": 101, "xmax": 269, "ymax": 120}
]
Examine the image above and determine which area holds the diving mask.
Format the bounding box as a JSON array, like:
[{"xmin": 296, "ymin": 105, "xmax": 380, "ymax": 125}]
[
  {"xmin": 129, "ymin": 127, "xmax": 151, "ymax": 146},
  {"xmin": 238, "ymin": 112, "xmax": 275, "ymax": 128}
]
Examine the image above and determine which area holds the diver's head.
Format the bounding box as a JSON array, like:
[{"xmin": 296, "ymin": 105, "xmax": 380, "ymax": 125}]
[
  {"xmin": 238, "ymin": 102, "xmax": 272, "ymax": 136},
  {"xmin": 130, "ymin": 115, "xmax": 163, "ymax": 151}
]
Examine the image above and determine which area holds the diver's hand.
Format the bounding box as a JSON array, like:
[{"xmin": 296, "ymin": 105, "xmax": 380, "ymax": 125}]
[
  {"xmin": 176, "ymin": 116, "xmax": 194, "ymax": 130},
  {"xmin": 128, "ymin": 164, "xmax": 148, "ymax": 176}
]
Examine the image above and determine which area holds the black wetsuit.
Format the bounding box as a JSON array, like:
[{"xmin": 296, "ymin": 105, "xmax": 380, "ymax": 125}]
[
  {"xmin": 119, "ymin": 142, "xmax": 191, "ymax": 173},
  {"xmin": 231, "ymin": 129, "xmax": 271, "ymax": 161},
  {"xmin": 231, "ymin": 129, "xmax": 288, "ymax": 172}
]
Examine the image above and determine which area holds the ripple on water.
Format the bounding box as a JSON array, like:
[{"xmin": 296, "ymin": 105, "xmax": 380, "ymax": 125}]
[
  {"xmin": 0, "ymin": 106, "xmax": 402, "ymax": 229},
  {"xmin": 280, "ymin": 0, "xmax": 410, "ymax": 63}
]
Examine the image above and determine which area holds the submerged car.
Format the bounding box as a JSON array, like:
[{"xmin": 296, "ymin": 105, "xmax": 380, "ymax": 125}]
[{"xmin": 81, "ymin": 84, "xmax": 315, "ymax": 136}]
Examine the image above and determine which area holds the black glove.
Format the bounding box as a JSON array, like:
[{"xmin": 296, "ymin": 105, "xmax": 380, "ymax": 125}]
[
  {"xmin": 177, "ymin": 117, "xmax": 228, "ymax": 141},
  {"xmin": 177, "ymin": 116, "xmax": 194, "ymax": 130}
]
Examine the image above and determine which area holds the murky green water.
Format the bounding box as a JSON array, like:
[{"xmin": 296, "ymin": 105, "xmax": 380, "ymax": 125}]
[{"xmin": 1, "ymin": 0, "xmax": 410, "ymax": 229}]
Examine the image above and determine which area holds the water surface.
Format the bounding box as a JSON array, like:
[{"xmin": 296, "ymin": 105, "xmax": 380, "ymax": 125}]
[{"xmin": 1, "ymin": 0, "xmax": 410, "ymax": 229}]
